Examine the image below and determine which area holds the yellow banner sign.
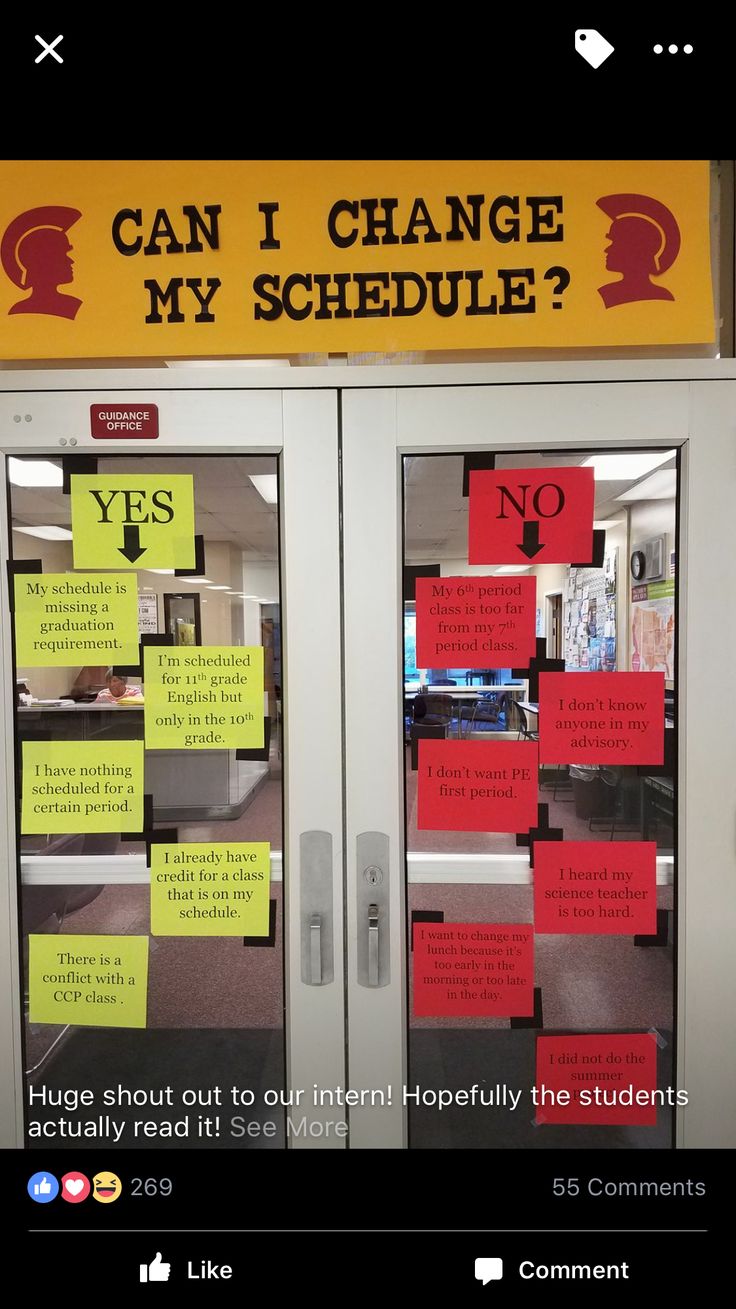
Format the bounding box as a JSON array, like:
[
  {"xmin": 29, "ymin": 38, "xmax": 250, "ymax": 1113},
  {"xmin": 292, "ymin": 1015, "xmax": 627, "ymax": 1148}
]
[
  {"xmin": 150, "ymin": 842, "xmax": 270, "ymax": 935},
  {"xmin": 144, "ymin": 646, "xmax": 264, "ymax": 749},
  {"xmin": 71, "ymin": 474, "xmax": 195, "ymax": 569},
  {"xmin": 0, "ymin": 160, "xmax": 714, "ymax": 355},
  {"xmin": 14, "ymin": 572, "xmax": 139, "ymax": 666},
  {"xmin": 21, "ymin": 740, "xmax": 144, "ymax": 833},
  {"xmin": 29, "ymin": 934, "xmax": 148, "ymax": 1027}
]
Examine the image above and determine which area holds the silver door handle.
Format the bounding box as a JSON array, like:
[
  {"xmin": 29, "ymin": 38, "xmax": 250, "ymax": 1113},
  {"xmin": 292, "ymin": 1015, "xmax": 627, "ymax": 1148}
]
[
  {"xmin": 310, "ymin": 914, "xmax": 322, "ymax": 985},
  {"xmin": 368, "ymin": 903, "xmax": 379, "ymax": 987},
  {"xmin": 300, "ymin": 831, "xmax": 334, "ymax": 985},
  {"xmin": 357, "ymin": 833, "xmax": 389, "ymax": 987}
]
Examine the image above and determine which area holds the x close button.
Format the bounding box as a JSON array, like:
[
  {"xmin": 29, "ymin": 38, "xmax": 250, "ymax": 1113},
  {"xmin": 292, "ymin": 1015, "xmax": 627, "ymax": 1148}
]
[{"xmin": 35, "ymin": 34, "xmax": 64, "ymax": 64}]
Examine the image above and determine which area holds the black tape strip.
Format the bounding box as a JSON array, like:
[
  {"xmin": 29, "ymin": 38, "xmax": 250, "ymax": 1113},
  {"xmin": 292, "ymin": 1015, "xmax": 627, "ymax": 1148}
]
[
  {"xmin": 634, "ymin": 908, "xmax": 670, "ymax": 947},
  {"xmin": 571, "ymin": 529, "xmax": 606, "ymax": 569},
  {"xmin": 6, "ymin": 559, "xmax": 43, "ymax": 611},
  {"xmin": 512, "ymin": 636, "xmax": 547, "ymax": 680},
  {"xmin": 513, "ymin": 639, "xmax": 564, "ymax": 702},
  {"xmin": 121, "ymin": 794, "xmax": 174, "ymax": 863},
  {"xmin": 235, "ymin": 717, "xmax": 271, "ymax": 762},
  {"xmin": 243, "ymin": 898, "xmax": 277, "ymax": 947},
  {"xmin": 174, "ymin": 534, "xmax": 205, "ymax": 578},
  {"xmin": 410, "ymin": 909, "xmax": 444, "ymax": 952},
  {"xmin": 121, "ymin": 827, "xmax": 179, "ymax": 865},
  {"xmin": 403, "ymin": 564, "xmax": 440, "ymax": 603},
  {"xmin": 410, "ymin": 722, "xmax": 446, "ymax": 771},
  {"xmin": 62, "ymin": 453, "xmax": 98, "ymax": 493},
  {"xmin": 115, "ymin": 632, "xmax": 174, "ymax": 678},
  {"xmin": 510, "ymin": 985, "xmax": 544, "ymax": 1029},
  {"xmin": 462, "ymin": 452, "xmax": 496, "ymax": 496},
  {"xmin": 516, "ymin": 804, "xmax": 563, "ymax": 867}
]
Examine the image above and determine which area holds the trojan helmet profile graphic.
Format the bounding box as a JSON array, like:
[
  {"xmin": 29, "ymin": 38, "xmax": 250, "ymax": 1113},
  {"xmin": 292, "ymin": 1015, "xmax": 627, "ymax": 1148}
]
[
  {"xmin": 596, "ymin": 193, "xmax": 681, "ymax": 309},
  {"xmin": 1, "ymin": 205, "xmax": 83, "ymax": 320}
]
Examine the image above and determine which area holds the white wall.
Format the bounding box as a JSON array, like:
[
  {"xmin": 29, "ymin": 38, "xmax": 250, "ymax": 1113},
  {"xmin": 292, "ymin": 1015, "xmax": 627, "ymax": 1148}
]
[
  {"xmin": 138, "ymin": 540, "xmax": 246, "ymax": 648},
  {"xmin": 629, "ymin": 499, "xmax": 675, "ymax": 559},
  {"xmin": 242, "ymin": 561, "xmax": 279, "ymax": 646}
]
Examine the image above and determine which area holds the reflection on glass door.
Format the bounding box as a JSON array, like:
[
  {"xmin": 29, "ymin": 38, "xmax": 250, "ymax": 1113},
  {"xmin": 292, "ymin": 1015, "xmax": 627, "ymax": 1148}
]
[
  {"xmin": 403, "ymin": 448, "xmax": 677, "ymax": 1149},
  {"xmin": 10, "ymin": 452, "xmax": 288, "ymax": 1148}
]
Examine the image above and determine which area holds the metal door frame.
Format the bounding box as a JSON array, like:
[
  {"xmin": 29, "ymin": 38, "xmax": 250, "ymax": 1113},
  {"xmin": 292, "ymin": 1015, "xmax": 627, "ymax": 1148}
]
[{"xmin": 0, "ymin": 378, "xmax": 345, "ymax": 1149}]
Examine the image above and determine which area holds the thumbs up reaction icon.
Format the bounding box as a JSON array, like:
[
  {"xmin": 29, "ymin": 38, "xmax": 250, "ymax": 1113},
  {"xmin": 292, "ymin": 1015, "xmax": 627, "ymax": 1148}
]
[{"xmin": 140, "ymin": 1252, "xmax": 171, "ymax": 1283}]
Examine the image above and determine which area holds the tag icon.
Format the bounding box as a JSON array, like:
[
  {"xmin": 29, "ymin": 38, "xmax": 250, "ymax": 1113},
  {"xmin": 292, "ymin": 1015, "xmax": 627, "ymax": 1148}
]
[{"xmin": 575, "ymin": 29, "xmax": 615, "ymax": 68}]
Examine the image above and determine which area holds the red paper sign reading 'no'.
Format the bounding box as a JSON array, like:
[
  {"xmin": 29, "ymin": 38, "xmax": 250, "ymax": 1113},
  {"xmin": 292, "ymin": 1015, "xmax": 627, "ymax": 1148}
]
[
  {"xmin": 468, "ymin": 467, "xmax": 594, "ymax": 565},
  {"xmin": 417, "ymin": 739, "xmax": 539, "ymax": 832},
  {"xmin": 538, "ymin": 671, "xmax": 665, "ymax": 764},
  {"xmin": 534, "ymin": 841, "xmax": 657, "ymax": 935},
  {"xmin": 415, "ymin": 575, "xmax": 537, "ymax": 669},
  {"xmin": 413, "ymin": 922, "xmax": 534, "ymax": 1017},
  {"xmin": 535, "ymin": 1033, "xmax": 659, "ymax": 1125}
]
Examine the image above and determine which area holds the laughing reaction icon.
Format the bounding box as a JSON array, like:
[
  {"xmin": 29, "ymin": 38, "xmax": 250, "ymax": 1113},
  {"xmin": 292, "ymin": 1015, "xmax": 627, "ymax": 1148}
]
[{"xmin": 92, "ymin": 1170, "xmax": 122, "ymax": 1204}]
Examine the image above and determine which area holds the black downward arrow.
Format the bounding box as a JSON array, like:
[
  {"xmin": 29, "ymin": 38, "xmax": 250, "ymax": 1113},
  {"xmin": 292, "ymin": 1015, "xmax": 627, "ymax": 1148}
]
[
  {"xmin": 118, "ymin": 524, "xmax": 146, "ymax": 563},
  {"xmin": 519, "ymin": 520, "xmax": 544, "ymax": 558}
]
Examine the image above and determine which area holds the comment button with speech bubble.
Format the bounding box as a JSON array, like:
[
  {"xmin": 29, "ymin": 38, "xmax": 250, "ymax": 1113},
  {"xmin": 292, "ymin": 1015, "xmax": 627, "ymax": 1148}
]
[{"xmin": 475, "ymin": 1257, "xmax": 504, "ymax": 1284}]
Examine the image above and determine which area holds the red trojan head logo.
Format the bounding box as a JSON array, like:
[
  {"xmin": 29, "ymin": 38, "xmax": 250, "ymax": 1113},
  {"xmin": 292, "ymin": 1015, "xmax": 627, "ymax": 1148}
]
[
  {"xmin": 1, "ymin": 206, "xmax": 82, "ymax": 320},
  {"xmin": 597, "ymin": 193, "xmax": 681, "ymax": 309}
]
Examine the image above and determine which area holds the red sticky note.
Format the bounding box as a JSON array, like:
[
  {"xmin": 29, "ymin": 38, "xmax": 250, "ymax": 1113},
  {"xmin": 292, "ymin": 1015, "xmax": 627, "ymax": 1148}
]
[
  {"xmin": 413, "ymin": 922, "xmax": 534, "ymax": 1017},
  {"xmin": 468, "ymin": 467, "xmax": 594, "ymax": 565},
  {"xmin": 417, "ymin": 739, "xmax": 538, "ymax": 832},
  {"xmin": 538, "ymin": 671, "xmax": 665, "ymax": 764},
  {"xmin": 415, "ymin": 575, "xmax": 537, "ymax": 669},
  {"xmin": 535, "ymin": 1034, "xmax": 659, "ymax": 1125},
  {"xmin": 534, "ymin": 841, "xmax": 657, "ymax": 935}
]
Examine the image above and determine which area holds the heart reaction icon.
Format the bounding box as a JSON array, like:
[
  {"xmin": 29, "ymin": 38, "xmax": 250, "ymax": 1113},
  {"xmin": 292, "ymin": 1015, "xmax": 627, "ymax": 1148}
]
[{"xmin": 61, "ymin": 1172, "xmax": 91, "ymax": 1203}]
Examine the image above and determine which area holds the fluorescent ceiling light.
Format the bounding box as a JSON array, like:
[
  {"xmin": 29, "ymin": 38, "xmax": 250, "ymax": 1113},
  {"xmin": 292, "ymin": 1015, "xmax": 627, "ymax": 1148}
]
[
  {"xmin": 180, "ymin": 576, "xmax": 210, "ymax": 583},
  {"xmin": 582, "ymin": 451, "xmax": 675, "ymax": 480},
  {"xmin": 492, "ymin": 565, "xmax": 532, "ymax": 574},
  {"xmin": 593, "ymin": 518, "xmax": 625, "ymax": 529},
  {"xmin": 147, "ymin": 568, "xmax": 175, "ymax": 575},
  {"xmin": 249, "ymin": 474, "xmax": 278, "ymax": 504},
  {"xmin": 8, "ymin": 457, "xmax": 63, "ymax": 487},
  {"xmin": 165, "ymin": 359, "xmax": 289, "ymax": 368},
  {"xmin": 207, "ymin": 584, "xmax": 230, "ymax": 590},
  {"xmin": 14, "ymin": 524, "xmax": 73, "ymax": 540},
  {"xmin": 241, "ymin": 594, "xmax": 260, "ymax": 599},
  {"xmin": 616, "ymin": 469, "xmax": 677, "ymax": 501}
]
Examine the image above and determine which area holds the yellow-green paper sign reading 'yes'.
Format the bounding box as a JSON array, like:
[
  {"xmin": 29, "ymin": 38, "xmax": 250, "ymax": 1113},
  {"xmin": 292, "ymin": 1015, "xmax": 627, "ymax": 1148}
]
[
  {"xmin": 29, "ymin": 934, "xmax": 148, "ymax": 1027},
  {"xmin": 71, "ymin": 474, "xmax": 195, "ymax": 569},
  {"xmin": 144, "ymin": 646, "xmax": 265, "ymax": 749},
  {"xmin": 150, "ymin": 843, "xmax": 271, "ymax": 935},
  {"xmin": 14, "ymin": 572, "xmax": 139, "ymax": 666},
  {"xmin": 21, "ymin": 740, "xmax": 144, "ymax": 834}
]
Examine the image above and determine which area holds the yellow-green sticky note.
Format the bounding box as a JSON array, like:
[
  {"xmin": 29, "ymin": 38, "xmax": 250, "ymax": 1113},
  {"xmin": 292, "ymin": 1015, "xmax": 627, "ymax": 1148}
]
[
  {"xmin": 21, "ymin": 740, "xmax": 144, "ymax": 834},
  {"xmin": 14, "ymin": 572, "xmax": 139, "ymax": 666},
  {"xmin": 150, "ymin": 843, "xmax": 271, "ymax": 936},
  {"xmin": 29, "ymin": 934, "xmax": 148, "ymax": 1028},
  {"xmin": 144, "ymin": 646, "xmax": 265, "ymax": 749},
  {"xmin": 71, "ymin": 474, "xmax": 195, "ymax": 570}
]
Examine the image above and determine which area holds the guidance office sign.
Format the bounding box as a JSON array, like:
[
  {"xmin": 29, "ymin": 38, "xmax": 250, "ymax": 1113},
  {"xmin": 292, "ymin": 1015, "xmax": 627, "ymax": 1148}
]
[{"xmin": 0, "ymin": 160, "xmax": 714, "ymax": 357}]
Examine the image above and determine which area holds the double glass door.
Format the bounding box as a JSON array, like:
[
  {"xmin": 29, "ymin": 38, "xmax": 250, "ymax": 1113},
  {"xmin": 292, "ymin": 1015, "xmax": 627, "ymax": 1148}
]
[{"xmin": 1, "ymin": 368, "xmax": 734, "ymax": 1151}]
